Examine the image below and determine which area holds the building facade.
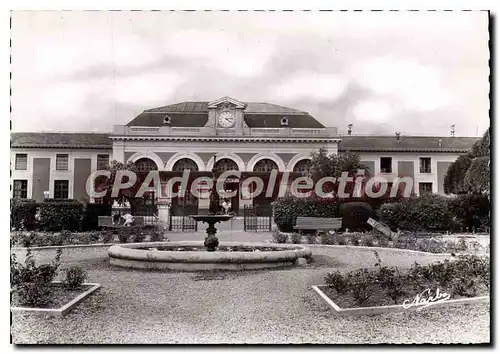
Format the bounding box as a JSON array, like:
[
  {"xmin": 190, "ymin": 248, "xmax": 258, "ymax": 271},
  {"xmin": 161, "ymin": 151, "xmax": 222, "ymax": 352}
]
[{"xmin": 11, "ymin": 96, "xmax": 479, "ymax": 215}]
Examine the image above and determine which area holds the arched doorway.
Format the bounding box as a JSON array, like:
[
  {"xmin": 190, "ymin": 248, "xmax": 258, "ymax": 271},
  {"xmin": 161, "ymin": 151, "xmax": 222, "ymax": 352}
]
[
  {"xmin": 293, "ymin": 159, "xmax": 312, "ymax": 176},
  {"xmin": 171, "ymin": 158, "xmax": 199, "ymax": 216},
  {"xmin": 213, "ymin": 158, "xmax": 239, "ymax": 172},
  {"xmin": 252, "ymin": 159, "xmax": 279, "ymax": 211},
  {"xmin": 213, "ymin": 158, "xmax": 239, "ymax": 215},
  {"xmin": 132, "ymin": 158, "xmax": 159, "ymax": 222}
]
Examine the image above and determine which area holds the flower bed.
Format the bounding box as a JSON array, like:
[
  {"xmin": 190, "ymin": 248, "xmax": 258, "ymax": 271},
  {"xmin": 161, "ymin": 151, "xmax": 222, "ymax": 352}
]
[
  {"xmin": 11, "ymin": 227, "xmax": 166, "ymax": 248},
  {"xmin": 273, "ymin": 229, "xmax": 488, "ymax": 254},
  {"xmin": 315, "ymin": 252, "xmax": 490, "ymax": 314},
  {"xmin": 11, "ymin": 282, "xmax": 101, "ymax": 317}
]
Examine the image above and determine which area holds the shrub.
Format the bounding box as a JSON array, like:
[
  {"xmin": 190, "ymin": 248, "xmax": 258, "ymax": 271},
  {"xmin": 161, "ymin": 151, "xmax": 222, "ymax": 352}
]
[
  {"xmin": 349, "ymin": 269, "xmax": 374, "ymax": 306},
  {"xmin": 373, "ymin": 251, "xmax": 407, "ymax": 304},
  {"xmin": 290, "ymin": 233, "xmax": 302, "ymax": 244},
  {"xmin": 325, "ymin": 271, "xmax": 349, "ymax": 294},
  {"xmin": 360, "ymin": 234, "xmax": 375, "ymax": 247},
  {"xmin": 11, "ymin": 248, "xmax": 62, "ymax": 307},
  {"xmin": 447, "ymin": 193, "xmax": 490, "ymax": 232},
  {"xmin": 319, "ymin": 232, "xmax": 335, "ymax": 245},
  {"xmin": 340, "ymin": 202, "xmax": 373, "ymax": 231},
  {"xmin": 272, "ymin": 230, "xmax": 288, "ymax": 244},
  {"xmin": 132, "ymin": 231, "xmax": 146, "ymax": 243},
  {"xmin": 38, "ymin": 199, "xmax": 84, "ymax": 232},
  {"xmin": 273, "ymin": 196, "xmax": 340, "ymax": 232},
  {"xmin": 11, "ymin": 199, "xmax": 38, "ymax": 231},
  {"xmin": 306, "ymin": 234, "xmax": 317, "ymax": 244},
  {"xmin": 118, "ymin": 229, "xmax": 130, "ymax": 243},
  {"xmin": 379, "ymin": 195, "xmax": 453, "ymax": 232},
  {"xmin": 64, "ymin": 266, "xmax": 87, "ymax": 290},
  {"xmin": 102, "ymin": 230, "xmax": 114, "ymax": 244},
  {"xmin": 150, "ymin": 230, "xmax": 164, "ymax": 242}
]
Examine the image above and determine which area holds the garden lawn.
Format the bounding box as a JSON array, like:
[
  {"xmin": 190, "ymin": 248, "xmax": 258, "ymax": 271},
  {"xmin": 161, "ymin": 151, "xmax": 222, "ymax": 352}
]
[{"xmin": 11, "ymin": 245, "xmax": 489, "ymax": 344}]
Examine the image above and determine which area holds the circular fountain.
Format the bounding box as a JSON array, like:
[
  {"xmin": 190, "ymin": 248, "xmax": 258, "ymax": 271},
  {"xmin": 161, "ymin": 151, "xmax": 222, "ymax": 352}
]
[
  {"xmin": 108, "ymin": 241, "xmax": 312, "ymax": 271},
  {"xmin": 107, "ymin": 156, "xmax": 312, "ymax": 271}
]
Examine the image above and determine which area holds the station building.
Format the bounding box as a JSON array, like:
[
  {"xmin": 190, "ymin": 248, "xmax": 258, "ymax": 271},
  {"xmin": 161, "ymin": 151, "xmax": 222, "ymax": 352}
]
[{"xmin": 11, "ymin": 96, "xmax": 479, "ymax": 218}]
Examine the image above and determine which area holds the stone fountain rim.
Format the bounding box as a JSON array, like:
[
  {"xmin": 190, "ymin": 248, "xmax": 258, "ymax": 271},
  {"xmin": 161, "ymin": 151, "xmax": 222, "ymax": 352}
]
[{"xmin": 108, "ymin": 241, "xmax": 312, "ymax": 264}]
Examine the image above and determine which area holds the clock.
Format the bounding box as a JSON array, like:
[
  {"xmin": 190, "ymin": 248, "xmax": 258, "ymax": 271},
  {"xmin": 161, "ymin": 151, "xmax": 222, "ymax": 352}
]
[{"xmin": 218, "ymin": 111, "xmax": 235, "ymax": 128}]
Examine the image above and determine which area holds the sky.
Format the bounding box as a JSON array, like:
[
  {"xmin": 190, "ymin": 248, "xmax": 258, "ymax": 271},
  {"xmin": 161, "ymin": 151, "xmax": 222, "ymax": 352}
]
[{"xmin": 10, "ymin": 11, "xmax": 490, "ymax": 136}]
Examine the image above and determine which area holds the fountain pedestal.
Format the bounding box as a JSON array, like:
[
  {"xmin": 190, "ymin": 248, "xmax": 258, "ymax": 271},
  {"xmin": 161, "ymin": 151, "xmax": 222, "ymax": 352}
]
[{"xmin": 190, "ymin": 215, "xmax": 233, "ymax": 251}]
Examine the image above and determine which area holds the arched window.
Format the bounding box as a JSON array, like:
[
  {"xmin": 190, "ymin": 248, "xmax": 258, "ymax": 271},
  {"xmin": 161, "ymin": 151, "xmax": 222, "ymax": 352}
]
[
  {"xmin": 293, "ymin": 159, "xmax": 312, "ymax": 176},
  {"xmin": 253, "ymin": 159, "xmax": 278, "ymax": 173},
  {"xmin": 172, "ymin": 158, "xmax": 199, "ymax": 172},
  {"xmin": 135, "ymin": 158, "xmax": 158, "ymax": 172},
  {"xmin": 214, "ymin": 158, "xmax": 239, "ymax": 172}
]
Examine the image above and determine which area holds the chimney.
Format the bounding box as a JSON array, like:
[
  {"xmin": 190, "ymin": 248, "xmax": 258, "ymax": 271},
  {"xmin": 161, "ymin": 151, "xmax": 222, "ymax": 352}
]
[
  {"xmin": 347, "ymin": 124, "xmax": 353, "ymax": 136},
  {"xmin": 395, "ymin": 132, "xmax": 401, "ymax": 142},
  {"xmin": 451, "ymin": 124, "xmax": 456, "ymax": 137},
  {"xmin": 438, "ymin": 138, "xmax": 443, "ymax": 148}
]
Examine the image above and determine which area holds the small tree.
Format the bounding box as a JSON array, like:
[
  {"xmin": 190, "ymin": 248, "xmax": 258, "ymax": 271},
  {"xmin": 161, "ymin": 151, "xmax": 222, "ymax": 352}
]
[{"xmin": 310, "ymin": 148, "xmax": 368, "ymax": 182}]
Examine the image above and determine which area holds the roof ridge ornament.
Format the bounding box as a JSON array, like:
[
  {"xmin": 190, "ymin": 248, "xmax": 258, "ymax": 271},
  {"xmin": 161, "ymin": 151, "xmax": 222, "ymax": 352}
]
[{"xmin": 208, "ymin": 96, "xmax": 247, "ymax": 109}]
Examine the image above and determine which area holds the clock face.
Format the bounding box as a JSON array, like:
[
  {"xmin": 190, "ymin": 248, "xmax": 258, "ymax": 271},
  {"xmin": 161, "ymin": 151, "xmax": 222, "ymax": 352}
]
[{"xmin": 218, "ymin": 111, "xmax": 235, "ymax": 128}]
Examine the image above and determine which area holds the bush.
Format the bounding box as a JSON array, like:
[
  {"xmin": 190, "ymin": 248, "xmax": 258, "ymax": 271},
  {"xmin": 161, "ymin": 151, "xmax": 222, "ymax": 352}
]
[
  {"xmin": 102, "ymin": 230, "xmax": 114, "ymax": 244},
  {"xmin": 379, "ymin": 195, "xmax": 453, "ymax": 232},
  {"xmin": 11, "ymin": 248, "xmax": 62, "ymax": 307},
  {"xmin": 290, "ymin": 233, "xmax": 302, "ymax": 244},
  {"xmin": 325, "ymin": 271, "xmax": 349, "ymax": 294},
  {"xmin": 340, "ymin": 202, "xmax": 374, "ymax": 231},
  {"xmin": 64, "ymin": 266, "xmax": 87, "ymax": 290},
  {"xmin": 38, "ymin": 199, "xmax": 84, "ymax": 232},
  {"xmin": 81, "ymin": 203, "xmax": 112, "ymax": 231},
  {"xmin": 273, "ymin": 196, "xmax": 340, "ymax": 232},
  {"xmin": 11, "ymin": 199, "xmax": 38, "ymax": 231},
  {"xmin": 149, "ymin": 230, "xmax": 164, "ymax": 242},
  {"xmin": 373, "ymin": 251, "xmax": 407, "ymax": 304},
  {"xmin": 306, "ymin": 234, "xmax": 317, "ymax": 244},
  {"xmin": 132, "ymin": 231, "xmax": 146, "ymax": 243},
  {"xmin": 272, "ymin": 230, "xmax": 288, "ymax": 244},
  {"xmin": 447, "ymin": 193, "xmax": 490, "ymax": 232},
  {"xmin": 349, "ymin": 269, "xmax": 373, "ymax": 305}
]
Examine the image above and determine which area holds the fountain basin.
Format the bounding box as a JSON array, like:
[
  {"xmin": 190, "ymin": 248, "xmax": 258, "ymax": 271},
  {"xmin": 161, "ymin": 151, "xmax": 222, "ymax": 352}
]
[{"xmin": 108, "ymin": 241, "xmax": 312, "ymax": 271}]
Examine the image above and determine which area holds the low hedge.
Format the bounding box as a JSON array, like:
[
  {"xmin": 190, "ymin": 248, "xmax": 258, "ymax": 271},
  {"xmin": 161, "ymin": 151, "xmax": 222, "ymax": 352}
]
[
  {"xmin": 81, "ymin": 203, "xmax": 112, "ymax": 231},
  {"xmin": 10, "ymin": 199, "xmax": 38, "ymax": 231},
  {"xmin": 38, "ymin": 199, "xmax": 84, "ymax": 231},
  {"xmin": 273, "ymin": 196, "xmax": 340, "ymax": 232},
  {"xmin": 340, "ymin": 202, "xmax": 374, "ymax": 231},
  {"xmin": 378, "ymin": 194, "xmax": 454, "ymax": 232}
]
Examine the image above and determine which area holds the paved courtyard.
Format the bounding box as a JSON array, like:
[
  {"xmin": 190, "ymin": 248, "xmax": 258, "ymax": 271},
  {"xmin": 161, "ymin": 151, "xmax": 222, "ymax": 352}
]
[{"xmin": 11, "ymin": 237, "xmax": 490, "ymax": 344}]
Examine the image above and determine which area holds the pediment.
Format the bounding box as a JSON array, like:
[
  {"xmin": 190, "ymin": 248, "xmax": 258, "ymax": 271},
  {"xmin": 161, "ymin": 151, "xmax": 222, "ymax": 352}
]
[{"xmin": 207, "ymin": 96, "xmax": 247, "ymax": 109}]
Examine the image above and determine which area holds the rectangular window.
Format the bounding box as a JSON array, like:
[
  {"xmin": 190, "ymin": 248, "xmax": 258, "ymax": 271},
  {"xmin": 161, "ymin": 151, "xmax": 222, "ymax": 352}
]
[
  {"xmin": 13, "ymin": 180, "xmax": 28, "ymax": 199},
  {"xmin": 54, "ymin": 180, "xmax": 69, "ymax": 199},
  {"xmin": 97, "ymin": 154, "xmax": 110, "ymax": 170},
  {"xmin": 15, "ymin": 154, "xmax": 27, "ymax": 170},
  {"xmin": 420, "ymin": 157, "xmax": 432, "ymax": 173},
  {"xmin": 419, "ymin": 182, "xmax": 433, "ymax": 195},
  {"xmin": 380, "ymin": 157, "xmax": 392, "ymax": 173},
  {"xmin": 56, "ymin": 154, "xmax": 69, "ymax": 171}
]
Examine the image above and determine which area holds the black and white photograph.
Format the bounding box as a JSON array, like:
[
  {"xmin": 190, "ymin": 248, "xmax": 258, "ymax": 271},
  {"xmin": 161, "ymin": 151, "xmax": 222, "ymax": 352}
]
[{"xmin": 8, "ymin": 9, "xmax": 491, "ymax": 345}]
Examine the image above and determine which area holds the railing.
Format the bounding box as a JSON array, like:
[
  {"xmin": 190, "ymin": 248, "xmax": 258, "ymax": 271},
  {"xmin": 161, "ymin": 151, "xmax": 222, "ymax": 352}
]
[{"xmin": 113, "ymin": 125, "xmax": 338, "ymax": 138}]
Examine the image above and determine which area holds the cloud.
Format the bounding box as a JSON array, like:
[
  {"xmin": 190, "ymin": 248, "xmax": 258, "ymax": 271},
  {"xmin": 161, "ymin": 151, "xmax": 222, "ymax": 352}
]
[{"xmin": 10, "ymin": 11, "xmax": 489, "ymax": 136}]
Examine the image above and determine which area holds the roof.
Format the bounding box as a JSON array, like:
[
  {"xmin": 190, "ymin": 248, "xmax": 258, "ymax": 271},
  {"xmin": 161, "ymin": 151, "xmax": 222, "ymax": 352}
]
[
  {"xmin": 127, "ymin": 101, "xmax": 324, "ymax": 128},
  {"xmin": 11, "ymin": 132, "xmax": 112, "ymax": 149},
  {"xmin": 338, "ymin": 136, "xmax": 480, "ymax": 153}
]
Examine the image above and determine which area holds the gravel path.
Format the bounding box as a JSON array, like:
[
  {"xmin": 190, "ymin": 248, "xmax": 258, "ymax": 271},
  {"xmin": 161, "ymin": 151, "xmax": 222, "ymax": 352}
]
[{"xmin": 11, "ymin": 243, "xmax": 490, "ymax": 344}]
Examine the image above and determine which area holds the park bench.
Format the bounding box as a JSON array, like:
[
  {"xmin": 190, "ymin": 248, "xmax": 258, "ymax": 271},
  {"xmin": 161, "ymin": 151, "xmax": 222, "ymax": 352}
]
[{"xmin": 294, "ymin": 217, "xmax": 343, "ymax": 234}]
